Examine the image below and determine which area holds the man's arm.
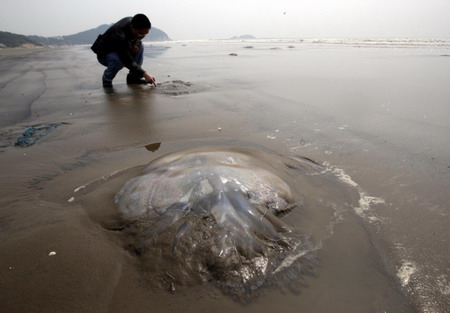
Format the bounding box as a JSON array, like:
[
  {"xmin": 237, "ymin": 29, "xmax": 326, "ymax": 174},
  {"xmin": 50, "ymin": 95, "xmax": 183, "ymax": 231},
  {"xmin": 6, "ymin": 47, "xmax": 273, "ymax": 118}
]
[{"xmin": 117, "ymin": 41, "xmax": 156, "ymax": 85}]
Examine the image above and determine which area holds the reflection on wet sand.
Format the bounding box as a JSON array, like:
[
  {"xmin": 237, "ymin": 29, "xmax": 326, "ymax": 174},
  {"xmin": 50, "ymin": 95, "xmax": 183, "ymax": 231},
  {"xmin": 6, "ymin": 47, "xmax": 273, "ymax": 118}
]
[
  {"xmin": 144, "ymin": 142, "xmax": 161, "ymax": 152},
  {"xmin": 103, "ymin": 87, "xmax": 157, "ymax": 142}
]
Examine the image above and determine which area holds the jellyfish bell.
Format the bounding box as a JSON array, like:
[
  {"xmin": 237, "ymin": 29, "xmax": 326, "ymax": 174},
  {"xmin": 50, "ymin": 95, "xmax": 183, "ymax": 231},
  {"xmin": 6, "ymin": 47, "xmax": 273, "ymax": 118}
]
[{"xmin": 115, "ymin": 146, "xmax": 316, "ymax": 298}]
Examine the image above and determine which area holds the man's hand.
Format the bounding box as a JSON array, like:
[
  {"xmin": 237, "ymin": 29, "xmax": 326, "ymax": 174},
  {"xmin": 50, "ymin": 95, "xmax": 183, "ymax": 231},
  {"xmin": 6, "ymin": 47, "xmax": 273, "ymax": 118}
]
[
  {"xmin": 143, "ymin": 72, "xmax": 156, "ymax": 86},
  {"xmin": 132, "ymin": 44, "xmax": 140, "ymax": 53}
]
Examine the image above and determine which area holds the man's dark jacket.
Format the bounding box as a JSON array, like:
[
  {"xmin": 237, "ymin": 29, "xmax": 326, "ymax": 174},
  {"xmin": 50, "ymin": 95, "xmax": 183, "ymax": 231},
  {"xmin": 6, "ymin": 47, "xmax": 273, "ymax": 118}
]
[{"xmin": 91, "ymin": 17, "xmax": 145, "ymax": 77}]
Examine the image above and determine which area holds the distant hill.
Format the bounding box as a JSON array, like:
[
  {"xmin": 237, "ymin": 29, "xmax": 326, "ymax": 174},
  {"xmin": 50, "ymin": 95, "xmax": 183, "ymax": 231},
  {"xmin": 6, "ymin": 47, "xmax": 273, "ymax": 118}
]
[
  {"xmin": 0, "ymin": 31, "xmax": 44, "ymax": 48},
  {"xmin": 0, "ymin": 25, "xmax": 171, "ymax": 48}
]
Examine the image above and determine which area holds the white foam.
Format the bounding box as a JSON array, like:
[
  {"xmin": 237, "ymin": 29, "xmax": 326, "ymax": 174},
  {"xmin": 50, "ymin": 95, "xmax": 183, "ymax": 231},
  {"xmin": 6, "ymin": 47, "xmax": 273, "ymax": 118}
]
[
  {"xmin": 437, "ymin": 275, "xmax": 450, "ymax": 296},
  {"xmin": 273, "ymin": 244, "xmax": 309, "ymax": 274},
  {"xmin": 325, "ymin": 165, "xmax": 385, "ymax": 222},
  {"xmin": 355, "ymin": 194, "xmax": 385, "ymax": 222},
  {"xmin": 73, "ymin": 169, "xmax": 127, "ymax": 194},
  {"xmin": 397, "ymin": 261, "xmax": 417, "ymax": 287},
  {"xmin": 394, "ymin": 243, "xmax": 449, "ymax": 312},
  {"xmin": 74, "ymin": 185, "xmax": 85, "ymax": 193}
]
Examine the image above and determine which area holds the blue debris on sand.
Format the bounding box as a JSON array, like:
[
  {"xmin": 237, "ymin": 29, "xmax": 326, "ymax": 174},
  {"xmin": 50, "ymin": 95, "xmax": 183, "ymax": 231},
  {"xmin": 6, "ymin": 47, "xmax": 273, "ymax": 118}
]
[{"xmin": 15, "ymin": 124, "xmax": 61, "ymax": 147}]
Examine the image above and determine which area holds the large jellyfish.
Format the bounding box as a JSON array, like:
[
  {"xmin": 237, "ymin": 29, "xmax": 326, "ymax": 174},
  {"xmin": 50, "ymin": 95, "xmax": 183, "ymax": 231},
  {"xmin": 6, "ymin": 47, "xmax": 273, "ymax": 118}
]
[{"xmin": 115, "ymin": 146, "xmax": 318, "ymax": 298}]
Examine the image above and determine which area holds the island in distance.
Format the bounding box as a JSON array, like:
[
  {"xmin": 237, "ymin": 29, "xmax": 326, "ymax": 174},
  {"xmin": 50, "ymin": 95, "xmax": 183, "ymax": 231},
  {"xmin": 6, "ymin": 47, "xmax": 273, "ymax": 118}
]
[{"xmin": 228, "ymin": 34, "xmax": 256, "ymax": 40}]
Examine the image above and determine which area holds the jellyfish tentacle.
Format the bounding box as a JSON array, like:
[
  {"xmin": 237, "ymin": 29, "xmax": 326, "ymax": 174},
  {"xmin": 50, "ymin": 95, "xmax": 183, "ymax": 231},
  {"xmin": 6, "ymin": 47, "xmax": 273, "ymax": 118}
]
[{"xmin": 142, "ymin": 202, "xmax": 190, "ymax": 241}]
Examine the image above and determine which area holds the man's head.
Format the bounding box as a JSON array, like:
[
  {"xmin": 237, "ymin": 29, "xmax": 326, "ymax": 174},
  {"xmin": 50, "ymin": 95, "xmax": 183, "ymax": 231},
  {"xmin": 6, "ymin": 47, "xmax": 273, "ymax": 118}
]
[{"xmin": 130, "ymin": 14, "xmax": 151, "ymax": 39}]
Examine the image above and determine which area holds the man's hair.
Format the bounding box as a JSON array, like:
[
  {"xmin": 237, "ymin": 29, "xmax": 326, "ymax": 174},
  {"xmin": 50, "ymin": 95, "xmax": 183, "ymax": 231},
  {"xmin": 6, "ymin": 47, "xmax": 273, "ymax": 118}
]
[{"xmin": 131, "ymin": 14, "xmax": 151, "ymax": 29}]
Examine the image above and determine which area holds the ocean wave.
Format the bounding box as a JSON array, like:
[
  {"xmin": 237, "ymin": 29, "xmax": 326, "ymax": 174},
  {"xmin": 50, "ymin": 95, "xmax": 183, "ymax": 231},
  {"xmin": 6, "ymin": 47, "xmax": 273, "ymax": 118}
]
[{"xmin": 159, "ymin": 37, "xmax": 450, "ymax": 49}]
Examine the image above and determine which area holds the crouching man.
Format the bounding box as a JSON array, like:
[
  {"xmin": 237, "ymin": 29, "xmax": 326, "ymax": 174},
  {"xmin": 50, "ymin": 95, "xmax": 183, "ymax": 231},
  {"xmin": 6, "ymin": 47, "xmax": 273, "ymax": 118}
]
[{"xmin": 91, "ymin": 14, "xmax": 156, "ymax": 88}]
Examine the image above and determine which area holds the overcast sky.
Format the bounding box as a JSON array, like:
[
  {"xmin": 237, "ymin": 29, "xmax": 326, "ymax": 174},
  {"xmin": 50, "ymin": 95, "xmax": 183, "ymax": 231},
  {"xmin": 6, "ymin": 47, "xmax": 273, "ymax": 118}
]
[{"xmin": 1, "ymin": 0, "xmax": 449, "ymax": 39}]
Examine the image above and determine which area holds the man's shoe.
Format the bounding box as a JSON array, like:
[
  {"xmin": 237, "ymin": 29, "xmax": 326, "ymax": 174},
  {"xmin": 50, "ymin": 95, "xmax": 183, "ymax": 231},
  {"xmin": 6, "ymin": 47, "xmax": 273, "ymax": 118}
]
[
  {"xmin": 102, "ymin": 78, "xmax": 113, "ymax": 88},
  {"xmin": 127, "ymin": 74, "xmax": 147, "ymax": 85}
]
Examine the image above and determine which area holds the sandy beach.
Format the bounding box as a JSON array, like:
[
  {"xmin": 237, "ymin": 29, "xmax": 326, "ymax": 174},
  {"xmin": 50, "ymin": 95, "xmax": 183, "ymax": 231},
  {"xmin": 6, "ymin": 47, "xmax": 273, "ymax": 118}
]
[{"xmin": 1, "ymin": 39, "xmax": 449, "ymax": 312}]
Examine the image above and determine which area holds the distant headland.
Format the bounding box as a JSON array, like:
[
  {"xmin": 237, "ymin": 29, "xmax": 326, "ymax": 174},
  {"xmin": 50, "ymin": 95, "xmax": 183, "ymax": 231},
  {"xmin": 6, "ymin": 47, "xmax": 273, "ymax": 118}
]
[{"xmin": 0, "ymin": 24, "xmax": 171, "ymax": 48}]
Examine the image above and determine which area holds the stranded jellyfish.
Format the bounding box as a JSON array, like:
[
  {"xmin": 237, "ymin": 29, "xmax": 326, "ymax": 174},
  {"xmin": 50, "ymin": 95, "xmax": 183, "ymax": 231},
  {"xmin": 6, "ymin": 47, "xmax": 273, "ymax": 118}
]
[{"xmin": 115, "ymin": 146, "xmax": 318, "ymax": 298}]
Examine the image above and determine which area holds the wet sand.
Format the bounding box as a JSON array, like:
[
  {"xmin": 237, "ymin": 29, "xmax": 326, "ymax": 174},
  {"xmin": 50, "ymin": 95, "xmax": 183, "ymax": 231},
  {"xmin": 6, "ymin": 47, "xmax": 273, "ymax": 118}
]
[{"xmin": 1, "ymin": 41, "xmax": 449, "ymax": 312}]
